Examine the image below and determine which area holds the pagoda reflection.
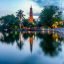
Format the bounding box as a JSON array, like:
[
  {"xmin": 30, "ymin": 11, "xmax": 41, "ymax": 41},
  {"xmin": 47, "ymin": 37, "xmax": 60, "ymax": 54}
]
[
  {"xmin": 26, "ymin": 31, "xmax": 35, "ymax": 53},
  {"xmin": 29, "ymin": 35, "xmax": 34, "ymax": 53},
  {"xmin": 20, "ymin": 31, "xmax": 35, "ymax": 52}
]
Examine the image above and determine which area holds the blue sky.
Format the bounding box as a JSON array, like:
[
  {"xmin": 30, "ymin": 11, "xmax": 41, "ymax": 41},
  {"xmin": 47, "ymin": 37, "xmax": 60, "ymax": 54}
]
[{"xmin": 0, "ymin": 0, "xmax": 64, "ymax": 18}]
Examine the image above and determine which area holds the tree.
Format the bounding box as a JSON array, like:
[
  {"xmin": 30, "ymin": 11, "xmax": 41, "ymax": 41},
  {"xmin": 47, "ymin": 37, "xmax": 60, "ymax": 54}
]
[
  {"xmin": 22, "ymin": 19, "xmax": 29, "ymax": 27},
  {"xmin": 0, "ymin": 15, "xmax": 19, "ymax": 30},
  {"xmin": 39, "ymin": 5, "xmax": 62, "ymax": 28},
  {"xmin": 22, "ymin": 19, "xmax": 36, "ymax": 28},
  {"xmin": 16, "ymin": 10, "xmax": 25, "ymax": 29},
  {"xmin": 16, "ymin": 10, "xmax": 25, "ymax": 21}
]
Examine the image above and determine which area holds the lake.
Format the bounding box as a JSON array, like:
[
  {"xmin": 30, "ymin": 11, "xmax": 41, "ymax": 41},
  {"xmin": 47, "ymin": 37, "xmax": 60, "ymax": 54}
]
[{"xmin": 0, "ymin": 31, "xmax": 64, "ymax": 64}]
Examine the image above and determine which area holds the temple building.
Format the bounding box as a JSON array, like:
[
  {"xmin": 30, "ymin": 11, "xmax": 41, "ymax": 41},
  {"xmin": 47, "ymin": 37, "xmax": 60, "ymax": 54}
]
[{"xmin": 28, "ymin": 6, "xmax": 34, "ymax": 23}]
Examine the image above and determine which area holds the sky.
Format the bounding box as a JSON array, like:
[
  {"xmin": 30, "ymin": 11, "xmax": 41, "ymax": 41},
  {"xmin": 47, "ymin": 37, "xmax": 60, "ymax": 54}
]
[{"xmin": 0, "ymin": 0, "xmax": 64, "ymax": 18}]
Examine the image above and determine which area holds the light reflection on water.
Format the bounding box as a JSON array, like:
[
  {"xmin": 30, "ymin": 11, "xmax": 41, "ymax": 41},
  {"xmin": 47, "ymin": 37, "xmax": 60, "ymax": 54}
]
[{"xmin": 0, "ymin": 31, "xmax": 64, "ymax": 64}]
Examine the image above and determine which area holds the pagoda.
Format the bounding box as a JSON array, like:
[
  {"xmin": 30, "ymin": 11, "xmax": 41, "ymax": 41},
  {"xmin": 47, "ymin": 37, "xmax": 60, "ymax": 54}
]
[{"xmin": 28, "ymin": 6, "xmax": 34, "ymax": 23}]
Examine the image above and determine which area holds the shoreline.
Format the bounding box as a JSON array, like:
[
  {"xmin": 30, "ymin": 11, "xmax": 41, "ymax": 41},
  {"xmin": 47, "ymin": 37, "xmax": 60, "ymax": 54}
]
[
  {"xmin": 55, "ymin": 28, "xmax": 64, "ymax": 34},
  {"xmin": 55, "ymin": 28, "xmax": 64, "ymax": 38}
]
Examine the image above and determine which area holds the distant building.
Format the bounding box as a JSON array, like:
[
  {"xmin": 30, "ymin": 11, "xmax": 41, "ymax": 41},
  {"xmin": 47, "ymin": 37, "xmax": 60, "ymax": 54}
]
[{"xmin": 52, "ymin": 21, "xmax": 64, "ymax": 28}]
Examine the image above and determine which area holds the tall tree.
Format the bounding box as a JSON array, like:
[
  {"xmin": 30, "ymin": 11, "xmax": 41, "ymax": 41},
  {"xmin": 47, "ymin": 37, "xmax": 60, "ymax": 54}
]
[
  {"xmin": 16, "ymin": 10, "xmax": 24, "ymax": 21},
  {"xmin": 16, "ymin": 10, "xmax": 25, "ymax": 28},
  {"xmin": 39, "ymin": 5, "xmax": 62, "ymax": 28}
]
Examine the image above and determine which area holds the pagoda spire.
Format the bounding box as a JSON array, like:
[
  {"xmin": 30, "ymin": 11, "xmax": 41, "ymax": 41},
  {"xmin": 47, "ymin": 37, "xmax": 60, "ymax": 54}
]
[{"xmin": 29, "ymin": 6, "xmax": 34, "ymax": 23}]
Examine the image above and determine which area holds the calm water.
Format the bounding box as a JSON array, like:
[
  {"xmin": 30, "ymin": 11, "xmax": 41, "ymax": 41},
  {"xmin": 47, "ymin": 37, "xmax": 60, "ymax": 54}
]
[{"xmin": 0, "ymin": 31, "xmax": 64, "ymax": 64}]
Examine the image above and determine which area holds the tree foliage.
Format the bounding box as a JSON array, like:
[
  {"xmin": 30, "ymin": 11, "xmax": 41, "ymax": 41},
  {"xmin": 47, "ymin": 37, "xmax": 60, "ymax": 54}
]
[
  {"xmin": 16, "ymin": 10, "xmax": 25, "ymax": 20},
  {"xmin": 39, "ymin": 5, "xmax": 62, "ymax": 27},
  {"xmin": 0, "ymin": 15, "xmax": 19, "ymax": 30}
]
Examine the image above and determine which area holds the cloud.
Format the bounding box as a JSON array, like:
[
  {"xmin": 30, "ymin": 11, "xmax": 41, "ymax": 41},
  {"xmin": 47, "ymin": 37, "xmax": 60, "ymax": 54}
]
[
  {"xmin": 0, "ymin": 0, "xmax": 43, "ymax": 18},
  {"xmin": 33, "ymin": 13, "xmax": 40, "ymax": 16},
  {"xmin": 19, "ymin": 0, "xmax": 43, "ymax": 18},
  {"xmin": 1, "ymin": 0, "xmax": 64, "ymax": 18},
  {"xmin": 0, "ymin": 10, "xmax": 15, "ymax": 17},
  {"xmin": 32, "ymin": 0, "xmax": 60, "ymax": 7},
  {"xmin": 31, "ymin": 0, "xmax": 64, "ymax": 19}
]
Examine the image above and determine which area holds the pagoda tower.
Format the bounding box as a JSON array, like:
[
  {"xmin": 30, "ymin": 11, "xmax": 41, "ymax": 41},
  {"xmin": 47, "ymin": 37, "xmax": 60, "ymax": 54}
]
[{"xmin": 29, "ymin": 6, "xmax": 34, "ymax": 23}]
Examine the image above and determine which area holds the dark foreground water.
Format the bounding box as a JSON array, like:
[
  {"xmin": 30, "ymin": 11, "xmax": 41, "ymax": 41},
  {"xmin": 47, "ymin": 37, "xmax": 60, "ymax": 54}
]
[{"xmin": 0, "ymin": 31, "xmax": 64, "ymax": 64}]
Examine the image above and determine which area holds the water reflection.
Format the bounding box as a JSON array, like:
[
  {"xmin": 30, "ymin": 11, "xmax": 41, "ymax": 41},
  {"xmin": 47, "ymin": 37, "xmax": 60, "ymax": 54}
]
[
  {"xmin": 22, "ymin": 31, "xmax": 35, "ymax": 52},
  {"xmin": 0, "ymin": 31, "xmax": 64, "ymax": 56},
  {"xmin": 0, "ymin": 31, "xmax": 19, "ymax": 44},
  {"xmin": 37, "ymin": 32, "xmax": 62, "ymax": 56}
]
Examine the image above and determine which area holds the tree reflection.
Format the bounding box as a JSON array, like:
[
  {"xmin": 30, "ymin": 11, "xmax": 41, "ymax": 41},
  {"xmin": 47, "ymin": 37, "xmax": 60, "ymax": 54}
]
[
  {"xmin": 0, "ymin": 31, "xmax": 19, "ymax": 44},
  {"xmin": 16, "ymin": 32, "xmax": 24, "ymax": 50},
  {"xmin": 37, "ymin": 32, "xmax": 62, "ymax": 56},
  {"xmin": 23, "ymin": 31, "xmax": 34, "ymax": 40},
  {"xmin": 0, "ymin": 31, "xmax": 23, "ymax": 50},
  {"xmin": 17, "ymin": 41, "xmax": 23, "ymax": 50},
  {"xmin": 0, "ymin": 31, "xmax": 35, "ymax": 52},
  {"xmin": 0, "ymin": 31, "xmax": 64, "ymax": 54}
]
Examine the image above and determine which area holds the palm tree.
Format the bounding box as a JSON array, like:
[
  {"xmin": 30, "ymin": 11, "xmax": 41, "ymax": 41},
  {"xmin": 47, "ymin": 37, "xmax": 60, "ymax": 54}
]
[
  {"xmin": 16, "ymin": 10, "xmax": 24, "ymax": 20},
  {"xmin": 16, "ymin": 10, "xmax": 25, "ymax": 29}
]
